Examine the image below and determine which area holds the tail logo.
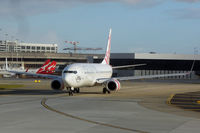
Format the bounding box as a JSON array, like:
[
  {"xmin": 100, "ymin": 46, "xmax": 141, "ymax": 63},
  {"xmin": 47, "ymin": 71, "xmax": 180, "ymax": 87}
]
[
  {"xmin": 102, "ymin": 28, "xmax": 112, "ymax": 65},
  {"xmin": 104, "ymin": 35, "xmax": 111, "ymax": 64},
  {"xmin": 36, "ymin": 60, "xmax": 56, "ymax": 74}
]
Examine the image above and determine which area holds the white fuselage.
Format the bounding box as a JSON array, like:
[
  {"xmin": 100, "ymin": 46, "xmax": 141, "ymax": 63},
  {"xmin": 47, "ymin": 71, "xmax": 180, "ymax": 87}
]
[
  {"xmin": 62, "ymin": 63, "xmax": 112, "ymax": 88},
  {"xmin": 0, "ymin": 67, "xmax": 25, "ymax": 75}
]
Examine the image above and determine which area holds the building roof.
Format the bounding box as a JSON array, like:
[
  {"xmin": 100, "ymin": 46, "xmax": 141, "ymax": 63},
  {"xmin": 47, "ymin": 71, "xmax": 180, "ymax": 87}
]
[
  {"xmin": 135, "ymin": 53, "xmax": 200, "ymax": 60},
  {"xmin": 19, "ymin": 43, "xmax": 57, "ymax": 47},
  {"xmin": 108, "ymin": 53, "xmax": 200, "ymax": 60}
]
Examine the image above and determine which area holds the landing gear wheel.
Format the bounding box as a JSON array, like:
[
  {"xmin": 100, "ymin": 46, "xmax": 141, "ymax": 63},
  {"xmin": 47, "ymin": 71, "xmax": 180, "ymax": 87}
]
[
  {"xmin": 69, "ymin": 87, "xmax": 74, "ymax": 96},
  {"xmin": 76, "ymin": 88, "xmax": 80, "ymax": 93},
  {"xmin": 73, "ymin": 88, "xmax": 80, "ymax": 93},
  {"xmin": 69, "ymin": 91, "xmax": 73, "ymax": 96},
  {"xmin": 103, "ymin": 88, "xmax": 107, "ymax": 94}
]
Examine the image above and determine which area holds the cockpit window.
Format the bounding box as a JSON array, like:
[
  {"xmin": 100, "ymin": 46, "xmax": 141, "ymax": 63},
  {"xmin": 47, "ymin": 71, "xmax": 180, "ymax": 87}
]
[{"xmin": 63, "ymin": 71, "xmax": 77, "ymax": 74}]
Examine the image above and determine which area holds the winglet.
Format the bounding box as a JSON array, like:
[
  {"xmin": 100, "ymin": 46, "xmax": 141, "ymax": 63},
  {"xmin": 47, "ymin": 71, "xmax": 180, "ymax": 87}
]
[{"xmin": 101, "ymin": 28, "xmax": 112, "ymax": 65}]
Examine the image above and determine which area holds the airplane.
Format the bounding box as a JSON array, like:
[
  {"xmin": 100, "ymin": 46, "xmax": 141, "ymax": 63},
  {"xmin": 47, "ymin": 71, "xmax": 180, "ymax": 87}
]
[
  {"xmin": 26, "ymin": 59, "xmax": 51, "ymax": 74},
  {"xmin": 26, "ymin": 59, "xmax": 57, "ymax": 74},
  {"xmin": 7, "ymin": 29, "xmax": 192, "ymax": 96},
  {"xmin": 3, "ymin": 59, "xmax": 57, "ymax": 77}
]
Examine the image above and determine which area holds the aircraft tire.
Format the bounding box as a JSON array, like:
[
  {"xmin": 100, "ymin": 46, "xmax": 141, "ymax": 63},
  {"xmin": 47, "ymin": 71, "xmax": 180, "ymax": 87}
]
[
  {"xmin": 73, "ymin": 88, "xmax": 79, "ymax": 93},
  {"xmin": 103, "ymin": 88, "xmax": 107, "ymax": 94},
  {"xmin": 77, "ymin": 88, "xmax": 80, "ymax": 93},
  {"xmin": 69, "ymin": 91, "xmax": 73, "ymax": 96},
  {"xmin": 73, "ymin": 89, "xmax": 77, "ymax": 93}
]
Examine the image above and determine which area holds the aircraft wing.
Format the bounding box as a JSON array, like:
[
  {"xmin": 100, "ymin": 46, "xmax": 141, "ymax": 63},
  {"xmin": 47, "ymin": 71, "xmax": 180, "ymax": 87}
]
[
  {"xmin": 96, "ymin": 72, "xmax": 189, "ymax": 83},
  {"xmin": 115, "ymin": 72, "xmax": 189, "ymax": 81},
  {"xmin": 112, "ymin": 64, "xmax": 146, "ymax": 69},
  {"xmin": 8, "ymin": 70, "xmax": 61, "ymax": 79}
]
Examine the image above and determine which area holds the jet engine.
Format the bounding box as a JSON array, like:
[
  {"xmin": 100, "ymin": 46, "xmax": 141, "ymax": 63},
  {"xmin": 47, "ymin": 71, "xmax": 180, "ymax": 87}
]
[
  {"xmin": 105, "ymin": 79, "xmax": 121, "ymax": 91},
  {"xmin": 51, "ymin": 79, "xmax": 64, "ymax": 90}
]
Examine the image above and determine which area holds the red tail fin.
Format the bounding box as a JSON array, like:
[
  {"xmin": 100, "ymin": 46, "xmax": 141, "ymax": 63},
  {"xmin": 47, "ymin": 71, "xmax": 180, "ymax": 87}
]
[
  {"xmin": 42, "ymin": 59, "xmax": 51, "ymax": 67},
  {"xmin": 36, "ymin": 59, "xmax": 51, "ymax": 74},
  {"xmin": 45, "ymin": 61, "xmax": 57, "ymax": 72}
]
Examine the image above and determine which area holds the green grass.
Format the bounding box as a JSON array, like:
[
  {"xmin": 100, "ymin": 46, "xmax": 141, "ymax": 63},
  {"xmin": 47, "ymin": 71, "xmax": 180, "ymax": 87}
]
[{"xmin": 0, "ymin": 84, "xmax": 24, "ymax": 90}]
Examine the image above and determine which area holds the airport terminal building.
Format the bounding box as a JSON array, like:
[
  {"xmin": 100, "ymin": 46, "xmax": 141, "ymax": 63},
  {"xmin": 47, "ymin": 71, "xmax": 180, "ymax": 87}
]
[
  {"xmin": 93, "ymin": 53, "xmax": 200, "ymax": 79},
  {"xmin": 0, "ymin": 40, "xmax": 58, "ymax": 53},
  {"xmin": 0, "ymin": 51, "xmax": 199, "ymax": 79}
]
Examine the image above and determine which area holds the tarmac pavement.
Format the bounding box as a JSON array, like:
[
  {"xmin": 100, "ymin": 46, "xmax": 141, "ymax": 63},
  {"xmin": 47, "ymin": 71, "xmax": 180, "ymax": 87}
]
[{"xmin": 0, "ymin": 78, "xmax": 200, "ymax": 133}]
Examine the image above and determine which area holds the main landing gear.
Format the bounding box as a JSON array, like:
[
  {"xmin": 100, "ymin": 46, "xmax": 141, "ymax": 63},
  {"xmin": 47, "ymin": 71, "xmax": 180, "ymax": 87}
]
[
  {"xmin": 67, "ymin": 87, "xmax": 80, "ymax": 96},
  {"xmin": 74, "ymin": 88, "xmax": 80, "ymax": 93},
  {"xmin": 69, "ymin": 90, "xmax": 73, "ymax": 96},
  {"xmin": 103, "ymin": 88, "xmax": 110, "ymax": 94}
]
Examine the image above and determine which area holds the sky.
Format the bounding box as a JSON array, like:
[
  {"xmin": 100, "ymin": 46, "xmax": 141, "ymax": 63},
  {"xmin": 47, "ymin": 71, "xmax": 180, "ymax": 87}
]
[{"xmin": 0, "ymin": 0, "xmax": 200, "ymax": 54}]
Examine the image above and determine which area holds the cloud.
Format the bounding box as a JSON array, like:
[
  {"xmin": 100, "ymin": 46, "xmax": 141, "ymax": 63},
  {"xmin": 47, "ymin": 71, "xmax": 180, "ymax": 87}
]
[
  {"xmin": 0, "ymin": 0, "xmax": 162, "ymax": 17},
  {"xmin": 0, "ymin": 0, "xmax": 162, "ymax": 39},
  {"xmin": 168, "ymin": 8, "xmax": 200, "ymax": 19},
  {"xmin": 175, "ymin": 0, "xmax": 200, "ymax": 3},
  {"xmin": 166, "ymin": 0, "xmax": 200, "ymax": 19},
  {"xmin": 0, "ymin": 0, "xmax": 199, "ymax": 18}
]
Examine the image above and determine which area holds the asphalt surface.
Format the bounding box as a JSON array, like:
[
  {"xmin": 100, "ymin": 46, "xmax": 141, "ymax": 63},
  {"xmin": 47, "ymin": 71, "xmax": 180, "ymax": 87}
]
[
  {"xmin": 169, "ymin": 91, "xmax": 200, "ymax": 112},
  {"xmin": 0, "ymin": 78, "xmax": 200, "ymax": 133}
]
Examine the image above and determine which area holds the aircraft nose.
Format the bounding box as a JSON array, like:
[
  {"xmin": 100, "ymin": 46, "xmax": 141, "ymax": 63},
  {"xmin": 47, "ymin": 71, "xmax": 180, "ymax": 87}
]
[{"xmin": 63, "ymin": 74, "xmax": 76, "ymax": 87}]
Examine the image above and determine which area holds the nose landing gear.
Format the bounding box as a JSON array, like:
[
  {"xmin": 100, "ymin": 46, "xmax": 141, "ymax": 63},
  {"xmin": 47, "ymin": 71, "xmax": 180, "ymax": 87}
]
[
  {"xmin": 69, "ymin": 90, "xmax": 73, "ymax": 96},
  {"xmin": 67, "ymin": 87, "xmax": 80, "ymax": 96}
]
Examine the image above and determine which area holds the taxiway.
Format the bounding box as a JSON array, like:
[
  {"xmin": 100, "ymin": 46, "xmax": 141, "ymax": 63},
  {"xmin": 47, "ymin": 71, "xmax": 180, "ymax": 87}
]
[{"xmin": 0, "ymin": 79, "xmax": 200, "ymax": 133}]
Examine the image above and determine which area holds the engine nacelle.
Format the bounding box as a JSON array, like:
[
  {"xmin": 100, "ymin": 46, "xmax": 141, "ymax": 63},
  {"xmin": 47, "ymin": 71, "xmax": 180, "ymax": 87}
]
[
  {"xmin": 105, "ymin": 79, "xmax": 121, "ymax": 91},
  {"xmin": 51, "ymin": 79, "xmax": 64, "ymax": 90}
]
